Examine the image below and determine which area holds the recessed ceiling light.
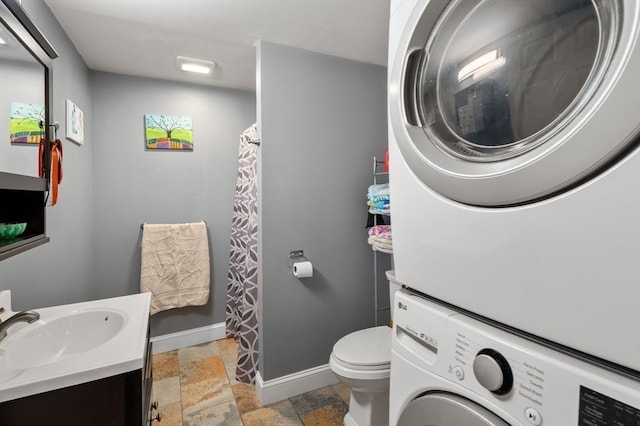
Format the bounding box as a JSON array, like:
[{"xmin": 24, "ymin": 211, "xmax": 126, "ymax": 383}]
[{"xmin": 176, "ymin": 56, "xmax": 216, "ymax": 75}]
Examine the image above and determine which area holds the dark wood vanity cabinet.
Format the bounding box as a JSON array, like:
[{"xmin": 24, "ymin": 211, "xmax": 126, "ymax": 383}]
[{"xmin": 0, "ymin": 330, "xmax": 154, "ymax": 426}]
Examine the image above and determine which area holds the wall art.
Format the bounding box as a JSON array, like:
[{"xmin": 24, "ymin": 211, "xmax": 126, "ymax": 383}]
[
  {"xmin": 66, "ymin": 99, "xmax": 84, "ymax": 144},
  {"xmin": 9, "ymin": 102, "xmax": 44, "ymax": 144},
  {"xmin": 144, "ymin": 114, "xmax": 193, "ymax": 150}
]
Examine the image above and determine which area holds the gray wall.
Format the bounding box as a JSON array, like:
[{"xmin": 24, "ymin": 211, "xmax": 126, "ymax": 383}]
[
  {"xmin": 257, "ymin": 41, "xmax": 389, "ymax": 380},
  {"xmin": 0, "ymin": 3, "xmax": 391, "ymax": 383},
  {"xmin": 0, "ymin": 0, "xmax": 94, "ymax": 310},
  {"xmin": 90, "ymin": 72, "xmax": 255, "ymax": 336},
  {"xmin": 0, "ymin": 0, "xmax": 256, "ymax": 339}
]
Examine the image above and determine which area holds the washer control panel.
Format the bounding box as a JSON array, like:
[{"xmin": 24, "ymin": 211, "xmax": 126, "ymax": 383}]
[
  {"xmin": 392, "ymin": 290, "xmax": 640, "ymax": 426},
  {"xmin": 579, "ymin": 386, "xmax": 640, "ymax": 425}
]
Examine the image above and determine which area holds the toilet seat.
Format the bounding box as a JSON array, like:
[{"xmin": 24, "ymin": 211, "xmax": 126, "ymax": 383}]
[{"xmin": 331, "ymin": 326, "xmax": 391, "ymax": 371}]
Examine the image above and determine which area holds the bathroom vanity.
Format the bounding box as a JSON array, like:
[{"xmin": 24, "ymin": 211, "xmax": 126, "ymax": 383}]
[{"xmin": 0, "ymin": 292, "xmax": 155, "ymax": 425}]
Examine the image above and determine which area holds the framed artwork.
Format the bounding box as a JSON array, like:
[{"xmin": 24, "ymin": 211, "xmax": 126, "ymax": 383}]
[
  {"xmin": 9, "ymin": 102, "xmax": 44, "ymax": 144},
  {"xmin": 66, "ymin": 99, "xmax": 84, "ymax": 144},
  {"xmin": 145, "ymin": 114, "xmax": 193, "ymax": 150}
]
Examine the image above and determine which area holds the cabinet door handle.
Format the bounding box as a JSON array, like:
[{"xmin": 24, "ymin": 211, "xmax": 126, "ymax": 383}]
[{"xmin": 149, "ymin": 412, "xmax": 162, "ymax": 423}]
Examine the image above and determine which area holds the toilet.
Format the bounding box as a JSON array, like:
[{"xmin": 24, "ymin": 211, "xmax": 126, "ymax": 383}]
[{"xmin": 329, "ymin": 271, "xmax": 402, "ymax": 426}]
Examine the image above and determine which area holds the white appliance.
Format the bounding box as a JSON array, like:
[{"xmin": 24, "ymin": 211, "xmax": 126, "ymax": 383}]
[
  {"xmin": 390, "ymin": 290, "xmax": 640, "ymax": 425},
  {"xmin": 327, "ymin": 272, "xmax": 402, "ymax": 426},
  {"xmin": 388, "ymin": 0, "xmax": 640, "ymax": 375}
]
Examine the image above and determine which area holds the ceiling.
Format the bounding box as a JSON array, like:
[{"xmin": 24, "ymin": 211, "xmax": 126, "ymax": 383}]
[{"xmin": 43, "ymin": 0, "xmax": 390, "ymax": 92}]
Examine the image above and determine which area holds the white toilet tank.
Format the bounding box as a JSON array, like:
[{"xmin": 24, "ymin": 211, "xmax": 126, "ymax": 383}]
[{"xmin": 386, "ymin": 270, "xmax": 402, "ymax": 321}]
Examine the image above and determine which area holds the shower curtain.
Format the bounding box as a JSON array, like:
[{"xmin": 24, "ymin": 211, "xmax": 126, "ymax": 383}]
[{"xmin": 226, "ymin": 123, "xmax": 260, "ymax": 384}]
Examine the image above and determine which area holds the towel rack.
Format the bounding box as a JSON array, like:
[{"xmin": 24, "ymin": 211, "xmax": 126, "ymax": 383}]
[
  {"xmin": 140, "ymin": 221, "xmax": 207, "ymax": 230},
  {"xmin": 39, "ymin": 120, "xmax": 60, "ymax": 139}
]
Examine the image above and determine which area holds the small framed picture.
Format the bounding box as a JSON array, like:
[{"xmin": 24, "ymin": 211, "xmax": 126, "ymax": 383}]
[
  {"xmin": 66, "ymin": 99, "xmax": 84, "ymax": 144},
  {"xmin": 144, "ymin": 114, "xmax": 193, "ymax": 150}
]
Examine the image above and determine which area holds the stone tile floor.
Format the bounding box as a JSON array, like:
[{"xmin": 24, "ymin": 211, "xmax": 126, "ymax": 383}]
[{"xmin": 152, "ymin": 338, "xmax": 350, "ymax": 425}]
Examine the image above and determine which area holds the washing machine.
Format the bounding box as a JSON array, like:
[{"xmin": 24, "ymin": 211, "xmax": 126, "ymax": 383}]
[
  {"xmin": 390, "ymin": 289, "xmax": 640, "ymax": 425},
  {"xmin": 388, "ymin": 0, "xmax": 640, "ymax": 376}
]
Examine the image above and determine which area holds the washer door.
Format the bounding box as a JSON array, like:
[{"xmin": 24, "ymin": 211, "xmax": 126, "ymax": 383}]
[
  {"xmin": 398, "ymin": 392, "xmax": 511, "ymax": 426},
  {"xmin": 389, "ymin": 0, "xmax": 640, "ymax": 206}
]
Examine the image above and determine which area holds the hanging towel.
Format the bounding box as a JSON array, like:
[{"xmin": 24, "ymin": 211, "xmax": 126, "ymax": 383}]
[
  {"xmin": 140, "ymin": 221, "xmax": 210, "ymax": 315},
  {"xmin": 39, "ymin": 138, "xmax": 63, "ymax": 206}
]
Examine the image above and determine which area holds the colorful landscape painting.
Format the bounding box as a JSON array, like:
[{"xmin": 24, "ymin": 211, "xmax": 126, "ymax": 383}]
[
  {"xmin": 145, "ymin": 114, "xmax": 193, "ymax": 150},
  {"xmin": 10, "ymin": 102, "xmax": 44, "ymax": 145}
]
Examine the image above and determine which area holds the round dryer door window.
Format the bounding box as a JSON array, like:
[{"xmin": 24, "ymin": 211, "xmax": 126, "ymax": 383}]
[
  {"xmin": 397, "ymin": 392, "xmax": 510, "ymax": 426},
  {"xmin": 390, "ymin": 0, "xmax": 640, "ymax": 206}
]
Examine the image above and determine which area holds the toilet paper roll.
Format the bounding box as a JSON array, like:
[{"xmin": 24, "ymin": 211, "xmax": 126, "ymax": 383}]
[{"xmin": 292, "ymin": 261, "xmax": 313, "ymax": 278}]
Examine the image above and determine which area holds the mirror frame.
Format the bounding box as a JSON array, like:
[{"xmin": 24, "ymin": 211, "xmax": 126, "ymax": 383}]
[{"xmin": 0, "ymin": 0, "xmax": 58, "ymax": 260}]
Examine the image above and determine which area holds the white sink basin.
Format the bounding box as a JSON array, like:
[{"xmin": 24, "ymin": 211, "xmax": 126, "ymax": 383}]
[
  {"xmin": 0, "ymin": 292, "xmax": 150, "ymax": 403},
  {"xmin": 2, "ymin": 309, "xmax": 126, "ymax": 370}
]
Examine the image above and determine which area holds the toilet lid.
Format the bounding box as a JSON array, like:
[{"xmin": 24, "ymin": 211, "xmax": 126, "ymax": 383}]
[{"xmin": 332, "ymin": 326, "xmax": 391, "ymax": 368}]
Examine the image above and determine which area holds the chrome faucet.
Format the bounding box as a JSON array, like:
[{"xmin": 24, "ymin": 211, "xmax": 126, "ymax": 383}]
[{"xmin": 0, "ymin": 307, "xmax": 40, "ymax": 342}]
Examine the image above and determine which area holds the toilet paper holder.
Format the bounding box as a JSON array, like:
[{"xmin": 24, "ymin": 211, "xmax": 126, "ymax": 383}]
[{"xmin": 288, "ymin": 250, "xmax": 308, "ymax": 267}]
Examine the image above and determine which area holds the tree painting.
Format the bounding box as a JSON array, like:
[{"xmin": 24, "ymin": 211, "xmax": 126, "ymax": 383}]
[
  {"xmin": 145, "ymin": 114, "xmax": 193, "ymax": 150},
  {"xmin": 10, "ymin": 102, "xmax": 45, "ymax": 144}
]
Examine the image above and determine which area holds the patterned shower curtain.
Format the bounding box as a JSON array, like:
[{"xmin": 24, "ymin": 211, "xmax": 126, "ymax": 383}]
[{"xmin": 226, "ymin": 124, "xmax": 260, "ymax": 384}]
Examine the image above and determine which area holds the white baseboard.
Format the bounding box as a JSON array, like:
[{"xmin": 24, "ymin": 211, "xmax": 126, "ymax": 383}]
[
  {"xmin": 150, "ymin": 322, "xmax": 226, "ymax": 354},
  {"xmin": 151, "ymin": 324, "xmax": 340, "ymax": 406},
  {"xmin": 256, "ymin": 364, "xmax": 339, "ymax": 406}
]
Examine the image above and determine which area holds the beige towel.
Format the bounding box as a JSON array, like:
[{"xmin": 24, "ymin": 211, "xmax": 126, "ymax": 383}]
[{"xmin": 140, "ymin": 221, "xmax": 210, "ymax": 315}]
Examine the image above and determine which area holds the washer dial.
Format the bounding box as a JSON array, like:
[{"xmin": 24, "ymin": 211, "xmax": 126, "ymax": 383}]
[{"xmin": 472, "ymin": 348, "xmax": 513, "ymax": 395}]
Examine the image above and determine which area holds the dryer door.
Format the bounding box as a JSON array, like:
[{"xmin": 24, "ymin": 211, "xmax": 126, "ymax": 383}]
[
  {"xmin": 398, "ymin": 392, "xmax": 511, "ymax": 426},
  {"xmin": 389, "ymin": 0, "xmax": 640, "ymax": 206}
]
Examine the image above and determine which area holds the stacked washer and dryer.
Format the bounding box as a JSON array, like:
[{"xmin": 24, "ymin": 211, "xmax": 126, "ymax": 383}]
[{"xmin": 387, "ymin": 0, "xmax": 640, "ymax": 425}]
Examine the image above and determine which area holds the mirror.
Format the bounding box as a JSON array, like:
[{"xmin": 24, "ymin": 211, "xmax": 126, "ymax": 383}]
[
  {"xmin": 0, "ymin": 0, "xmax": 57, "ymax": 179},
  {"xmin": 0, "ymin": 0, "xmax": 57, "ymax": 260}
]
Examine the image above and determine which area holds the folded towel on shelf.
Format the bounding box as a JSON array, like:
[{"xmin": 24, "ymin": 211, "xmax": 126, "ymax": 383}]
[
  {"xmin": 367, "ymin": 225, "xmax": 393, "ymax": 253},
  {"xmin": 367, "ymin": 183, "xmax": 389, "ymax": 197},
  {"xmin": 370, "ymin": 237, "xmax": 393, "ymax": 246},
  {"xmin": 368, "ymin": 225, "xmax": 392, "ymax": 239},
  {"xmin": 367, "ymin": 184, "xmax": 390, "ymax": 216},
  {"xmin": 369, "ymin": 206, "xmax": 391, "ymax": 215},
  {"xmin": 368, "ymin": 237, "xmax": 393, "ymax": 254},
  {"xmin": 368, "ymin": 194, "xmax": 390, "ymax": 204},
  {"xmin": 367, "ymin": 199, "xmax": 390, "ymax": 209},
  {"xmin": 140, "ymin": 221, "xmax": 210, "ymax": 315}
]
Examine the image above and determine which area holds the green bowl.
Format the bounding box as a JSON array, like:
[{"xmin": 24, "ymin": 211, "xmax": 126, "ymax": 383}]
[{"xmin": 0, "ymin": 223, "xmax": 27, "ymax": 238}]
